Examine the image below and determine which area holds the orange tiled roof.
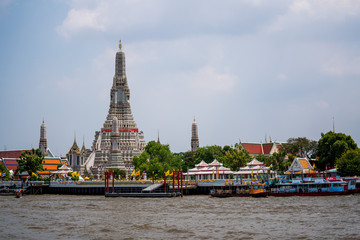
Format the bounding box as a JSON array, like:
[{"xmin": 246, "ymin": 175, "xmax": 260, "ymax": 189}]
[
  {"xmin": 44, "ymin": 159, "xmax": 62, "ymax": 164},
  {"xmin": 299, "ymin": 159, "xmax": 311, "ymax": 169}
]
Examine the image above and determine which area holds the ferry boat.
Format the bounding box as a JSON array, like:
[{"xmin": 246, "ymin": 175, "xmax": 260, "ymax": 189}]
[
  {"xmin": 210, "ymin": 183, "xmax": 269, "ymax": 198},
  {"xmin": 270, "ymin": 177, "xmax": 359, "ymax": 197}
]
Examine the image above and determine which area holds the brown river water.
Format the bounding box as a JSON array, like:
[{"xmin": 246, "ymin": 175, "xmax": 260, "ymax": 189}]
[{"xmin": 1, "ymin": 194, "xmax": 360, "ymax": 239}]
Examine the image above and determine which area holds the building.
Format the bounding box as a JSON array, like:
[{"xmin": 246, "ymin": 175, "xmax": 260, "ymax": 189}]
[
  {"xmin": 39, "ymin": 120, "xmax": 48, "ymax": 156},
  {"xmin": 285, "ymin": 157, "xmax": 316, "ymax": 175},
  {"xmin": 240, "ymin": 142, "xmax": 280, "ymax": 157},
  {"xmin": 90, "ymin": 41, "xmax": 146, "ymax": 178},
  {"xmin": 185, "ymin": 159, "xmax": 233, "ymax": 181},
  {"xmin": 191, "ymin": 118, "xmax": 199, "ymax": 152},
  {"xmin": 234, "ymin": 158, "xmax": 275, "ymax": 179},
  {"xmin": 66, "ymin": 136, "xmax": 87, "ymax": 174}
]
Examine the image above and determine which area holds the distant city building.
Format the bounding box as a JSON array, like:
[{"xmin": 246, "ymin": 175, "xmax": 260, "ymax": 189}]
[
  {"xmin": 191, "ymin": 117, "xmax": 199, "ymax": 152},
  {"xmin": 90, "ymin": 41, "xmax": 146, "ymax": 178},
  {"xmin": 66, "ymin": 136, "xmax": 87, "ymax": 174},
  {"xmin": 39, "ymin": 120, "xmax": 48, "ymax": 156}
]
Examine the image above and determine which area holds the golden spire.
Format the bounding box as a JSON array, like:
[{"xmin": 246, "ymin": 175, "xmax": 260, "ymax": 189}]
[{"xmin": 119, "ymin": 40, "xmax": 122, "ymax": 50}]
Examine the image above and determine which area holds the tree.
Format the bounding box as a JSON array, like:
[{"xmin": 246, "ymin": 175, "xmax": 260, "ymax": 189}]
[
  {"xmin": 317, "ymin": 131, "xmax": 358, "ymax": 170},
  {"xmin": 283, "ymin": 137, "xmax": 318, "ymax": 158},
  {"xmin": 192, "ymin": 145, "xmax": 225, "ymax": 165},
  {"xmin": 0, "ymin": 162, "xmax": 11, "ymax": 180},
  {"xmin": 336, "ymin": 149, "xmax": 360, "ymax": 177},
  {"xmin": 107, "ymin": 168, "xmax": 127, "ymax": 179},
  {"xmin": 17, "ymin": 149, "xmax": 44, "ymax": 179},
  {"xmin": 222, "ymin": 148, "xmax": 251, "ymax": 171},
  {"xmin": 132, "ymin": 141, "xmax": 182, "ymax": 178}
]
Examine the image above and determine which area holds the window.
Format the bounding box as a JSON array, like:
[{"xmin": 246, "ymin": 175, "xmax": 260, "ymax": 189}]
[{"xmin": 77, "ymin": 156, "xmax": 80, "ymax": 165}]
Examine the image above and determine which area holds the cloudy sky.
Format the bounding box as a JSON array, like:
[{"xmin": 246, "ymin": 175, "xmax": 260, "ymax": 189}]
[{"xmin": 1, "ymin": 0, "xmax": 360, "ymax": 156}]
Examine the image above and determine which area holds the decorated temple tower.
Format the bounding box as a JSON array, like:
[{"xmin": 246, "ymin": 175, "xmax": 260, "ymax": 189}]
[
  {"xmin": 191, "ymin": 117, "xmax": 199, "ymax": 152},
  {"xmin": 39, "ymin": 120, "xmax": 48, "ymax": 156},
  {"xmin": 91, "ymin": 41, "xmax": 146, "ymax": 177}
]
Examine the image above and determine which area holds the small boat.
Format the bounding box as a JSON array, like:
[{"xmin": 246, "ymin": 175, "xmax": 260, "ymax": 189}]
[
  {"xmin": 270, "ymin": 177, "xmax": 359, "ymax": 197},
  {"xmin": 210, "ymin": 184, "xmax": 269, "ymax": 198}
]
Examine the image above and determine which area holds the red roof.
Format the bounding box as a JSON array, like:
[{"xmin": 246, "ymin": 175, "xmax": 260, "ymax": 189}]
[
  {"xmin": 242, "ymin": 143, "xmax": 274, "ymax": 154},
  {"xmin": 2, "ymin": 158, "xmax": 19, "ymax": 171},
  {"xmin": 0, "ymin": 150, "xmax": 28, "ymax": 159},
  {"xmin": 262, "ymin": 144, "xmax": 273, "ymax": 154}
]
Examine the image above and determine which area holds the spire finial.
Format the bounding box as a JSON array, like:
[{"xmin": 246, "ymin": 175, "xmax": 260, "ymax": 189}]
[
  {"xmin": 119, "ymin": 40, "xmax": 122, "ymax": 50},
  {"xmin": 157, "ymin": 129, "xmax": 160, "ymax": 144}
]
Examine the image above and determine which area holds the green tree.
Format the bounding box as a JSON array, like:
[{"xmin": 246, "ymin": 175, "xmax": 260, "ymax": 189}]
[
  {"xmin": 283, "ymin": 137, "xmax": 318, "ymax": 158},
  {"xmin": 107, "ymin": 168, "xmax": 127, "ymax": 179},
  {"xmin": 0, "ymin": 162, "xmax": 11, "ymax": 180},
  {"xmin": 192, "ymin": 145, "xmax": 225, "ymax": 165},
  {"xmin": 336, "ymin": 149, "xmax": 360, "ymax": 177},
  {"xmin": 317, "ymin": 131, "xmax": 358, "ymax": 170},
  {"xmin": 132, "ymin": 141, "xmax": 182, "ymax": 178},
  {"xmin": 222, "ymin": 148, "xmax": 251, "ymax": 171},
  {"xmin": 17, "ymin": 149, "xmax": 44, "ymax": 179}
]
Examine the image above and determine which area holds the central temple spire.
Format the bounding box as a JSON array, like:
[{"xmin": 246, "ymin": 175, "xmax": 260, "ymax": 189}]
[{"xmin": 91, "ymin": 40, "xmax": 146, "ymax": 178}]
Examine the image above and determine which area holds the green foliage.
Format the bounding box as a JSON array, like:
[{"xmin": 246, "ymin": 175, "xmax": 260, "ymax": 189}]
[
  {"xmin": 193, "ymin": 145, "xmax": 225, "ymax": 164},
  {"xmin": 67, "ymin": 172, "xmax": 72, "ymax": 177},
  {"xmin": 176, "ymin": 145, "xmax": 252, "ymax": 171},
  {"xmin": 132, "ymin": 141, "xmax": 182, "ymax": 178},
  {"xmin": 317, "ymin": 131, "xmax": 358, "ymax": 170},
  {"xmin": 0, "ymin": 162, "xmax": 11, "ymax": 180},
  {"xmin": 17, "ymin": 149, "xmax": 44, "ymax": 177},
  {"xmin": 336, "ymin": 149, "xmax": 360, "ymax": 177},
  {"xmin": 251, "ymin": 151, "xmax": 289, "ymax": 174},
  {"xmin": 107, "ymin": 168, "xmax": 127, "ymax": 179},
  {"xmin": 222, "ymin": 148, "xmax": 251, "ymax": 171},
  {"xmin": 57, "ymin": 164, "xmax": 62, "ymax": 169},
  {"xmin": 283, "ymin": 137, "xmax": 318, "ymax": 158}
]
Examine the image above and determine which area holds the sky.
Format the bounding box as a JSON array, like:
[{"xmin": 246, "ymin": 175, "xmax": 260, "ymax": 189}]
[{"xmin": 1, "ymin": 0, "xmax": 360, "ymax": 156}]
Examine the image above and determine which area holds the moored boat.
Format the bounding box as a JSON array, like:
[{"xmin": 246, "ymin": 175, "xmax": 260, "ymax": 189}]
[
  {"xmin": 270, "ymin": 177, "xmax": 359, "ymax": 197},
  {"xmin": 210, "ymin": 183, "xmax": 269, "ymax": 198}
]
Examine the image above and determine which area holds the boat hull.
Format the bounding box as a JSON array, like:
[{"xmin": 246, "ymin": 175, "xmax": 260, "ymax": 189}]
[{"xmin": 271, "ymin": 191, "xmax": 348, "ymax": 197}]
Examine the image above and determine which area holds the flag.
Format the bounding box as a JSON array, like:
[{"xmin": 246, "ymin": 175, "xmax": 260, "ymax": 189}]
[
  {"xmin": 165, "ymin": 170, "xmax": 170, "ymax": 176},
  {"xmin": 312, "ymin": 163, "xmax": 315, "ymax": 169},
  {"xmin": 169, "ymin": 170, "xmax": 173, "ymax": 176},
  {"xmin": 130, "ymin": 170, "xmax": 135, "ymax": 177},
  {"xmin": 135, "ymin": 170, "xmax": 140, "ymax": 176},
  {"xmin": 217, "ymin": 169, "xmax": 219, "ymax": 177},
  {"xmin": 251, "ymin": 170, "xmax": 253, "ymax": 177},
  {"xmin": 269, "ymin": 164, "xmax": 273, "ymax": 168},
  {"xmin": 1, "ymin": 173, "xmax": 5, "ymax": 177},
  {"xmin": 212, "ymin": 169, "xmax": 215, "ymax": 178},
  {"xmin": 142, "ymin": 170, "xmax": 146, "ymax": 175}
]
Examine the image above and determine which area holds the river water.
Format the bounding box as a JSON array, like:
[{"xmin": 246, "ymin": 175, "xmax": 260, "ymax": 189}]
[{"xmin": 1, "ymin": 194, "xmax": 360, "ymax": 239}]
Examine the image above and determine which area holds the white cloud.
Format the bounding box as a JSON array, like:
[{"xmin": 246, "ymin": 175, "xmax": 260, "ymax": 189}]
[
  {"xmin": 186, "ymin": 66, "xmax": 236, "ymax": 97},
  {"xmin": 321, "ymin": 55, "xmax": 360, "ymax": 77},
  {"xmin": 267, "ymin": 0, "xmax": 360, "ymax": 32},
  {"xmin": 57, "ymin": 2, "xmax": 108, "ymax": 38}
]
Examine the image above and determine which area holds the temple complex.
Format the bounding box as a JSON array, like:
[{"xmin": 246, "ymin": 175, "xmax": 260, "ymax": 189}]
[
  {"xmin": 66, "ymin": 136, "xmax": 87, "ymax": 174},
  {"xmin": 90, "ymin": 41, "xmax": 146, "ymax": 178},
  {"xmin": 191, "ymin": 118, "xmax": 199, "ymax": 152}
]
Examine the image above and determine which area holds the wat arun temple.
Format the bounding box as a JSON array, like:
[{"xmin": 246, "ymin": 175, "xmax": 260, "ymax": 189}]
[{"xmin": 89, "ymin": 41, "xmax": 146, "ymax": 177}]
